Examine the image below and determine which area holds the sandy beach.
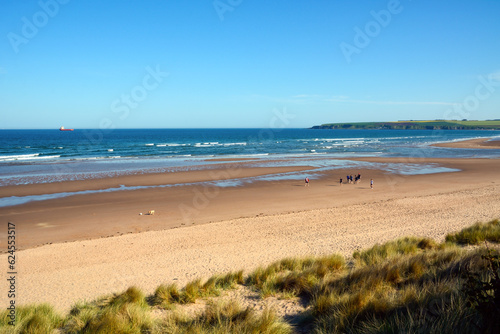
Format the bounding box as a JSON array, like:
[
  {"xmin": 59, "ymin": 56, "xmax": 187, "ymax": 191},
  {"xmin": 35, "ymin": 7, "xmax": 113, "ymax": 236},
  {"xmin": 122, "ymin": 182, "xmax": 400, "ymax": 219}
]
[
  {"xmin": 1, "ymin": 154, "xmax": 500, "ymax": 312},
  {"xmin": 4, "ymin": 2, "xmax": 500, "ymax": 330},
  {"xmin": 432, "ymin": 137, "xmax": 500, "ymax": 149}
]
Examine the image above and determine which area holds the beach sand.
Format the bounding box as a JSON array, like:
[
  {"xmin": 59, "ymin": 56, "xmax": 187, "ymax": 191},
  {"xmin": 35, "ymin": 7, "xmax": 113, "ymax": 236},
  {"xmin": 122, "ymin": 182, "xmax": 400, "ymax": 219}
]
[
  {"xmin": 0, "ymin": 157, "xmax": 499, "ymax": 311},
  {"xmin": 432, "ymin": 137, "xmax": 500, "ymax": 149}
]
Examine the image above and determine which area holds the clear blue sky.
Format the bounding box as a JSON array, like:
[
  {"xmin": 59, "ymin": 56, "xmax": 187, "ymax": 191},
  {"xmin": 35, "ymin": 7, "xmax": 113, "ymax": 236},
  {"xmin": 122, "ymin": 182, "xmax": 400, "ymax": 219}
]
[{"xmin": 1, "ymin": 0, "xmax": 499, "ymax": 129}]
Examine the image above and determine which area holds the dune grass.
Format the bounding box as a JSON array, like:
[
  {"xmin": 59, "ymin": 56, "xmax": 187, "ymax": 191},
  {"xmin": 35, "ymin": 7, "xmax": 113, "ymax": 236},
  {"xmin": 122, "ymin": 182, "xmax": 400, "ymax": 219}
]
[
  {"xmin": 1, "ymin": 219, "xmax": 499, "ymax": 333},
  {"xmin": 310, "ymin": 248, "xmax": 488, "ymax": 333},
  {"xmin": 445, "ymin": 219, "xmax": 500, "ymax": 245},
  {"xmin": 63, "ymin": 286, "xmax": 154, "ymax": 333},
  {"xmin": 352, "ymin": 236, "xmax": 439, "ymax": 266},
  {"xmin": 157, "ymin": 300, "xmax": 292, "ymax": 334},
  {"xmin": 247, "ymin": 255, "xmax": 345, "ymax": 298},
  {"xmin": 0, "ymin": 304, "xmax": 62, "ymax": 334},
  {"xmin": 151, "ymin": 270, "xmax": 244, "ymax": 309}
]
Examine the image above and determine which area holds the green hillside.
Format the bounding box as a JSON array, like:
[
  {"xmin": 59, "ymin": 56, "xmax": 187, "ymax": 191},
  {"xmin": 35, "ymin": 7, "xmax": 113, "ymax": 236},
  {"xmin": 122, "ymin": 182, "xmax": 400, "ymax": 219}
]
[{"xmin": 311, "ymin": 120, "xmax": 500, "ymax": 130}]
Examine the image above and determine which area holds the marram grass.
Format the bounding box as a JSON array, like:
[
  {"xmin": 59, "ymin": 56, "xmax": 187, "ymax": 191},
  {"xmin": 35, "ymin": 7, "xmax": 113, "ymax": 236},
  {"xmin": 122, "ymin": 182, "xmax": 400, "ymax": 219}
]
[
  {"xmin": 0, "ymin": 303, "xmax": 62, "ymax": 334},
  {"xmin": 445, "ymin": 219, "xmax": 500, "ymax": 245},
  {"xmin": 157, "ymin": 300, "xmax": 292, "ymax": 334},
  {"xmin": 352, "ymin": 236, "xmax": 439, "ymax": 266},
  {"xmin": 1, "ymin": 219, "xmax": 499, "ymax": 333}
]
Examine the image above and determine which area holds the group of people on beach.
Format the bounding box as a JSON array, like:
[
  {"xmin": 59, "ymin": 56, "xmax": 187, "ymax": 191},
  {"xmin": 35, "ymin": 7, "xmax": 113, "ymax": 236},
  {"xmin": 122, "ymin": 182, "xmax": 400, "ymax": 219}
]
[
  {"xmin": 305, "ymin": 174, "xmax": 373, "ymax": 189},
  {"xmin": 345, "ymin": 174, "xmax": 361, "ymax": 184},
  {"xmin": 339, "ymin": 173, "xmax": 361, "ymax": 186}
]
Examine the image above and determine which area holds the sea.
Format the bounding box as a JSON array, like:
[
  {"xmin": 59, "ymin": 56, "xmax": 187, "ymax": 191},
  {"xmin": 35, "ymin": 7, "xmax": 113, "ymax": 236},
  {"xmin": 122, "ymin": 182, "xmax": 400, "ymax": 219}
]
[{"xmin": 1, "ymin": 128, "xmax": 499, "ymax": 206}]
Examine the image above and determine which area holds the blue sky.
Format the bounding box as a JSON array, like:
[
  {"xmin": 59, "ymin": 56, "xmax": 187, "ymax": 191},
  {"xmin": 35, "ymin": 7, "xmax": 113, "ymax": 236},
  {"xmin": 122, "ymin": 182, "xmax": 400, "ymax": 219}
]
[{"xmin": 1, "ymin": 0, "xmax": 499, "ymax": 129}]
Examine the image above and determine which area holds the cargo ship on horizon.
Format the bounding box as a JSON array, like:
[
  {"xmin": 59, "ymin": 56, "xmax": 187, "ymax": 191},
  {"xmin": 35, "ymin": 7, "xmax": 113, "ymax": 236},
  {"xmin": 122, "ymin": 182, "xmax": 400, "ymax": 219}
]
[{"xmin": 59, "ymin": 126, "xmax": 74, "ymax": 131}]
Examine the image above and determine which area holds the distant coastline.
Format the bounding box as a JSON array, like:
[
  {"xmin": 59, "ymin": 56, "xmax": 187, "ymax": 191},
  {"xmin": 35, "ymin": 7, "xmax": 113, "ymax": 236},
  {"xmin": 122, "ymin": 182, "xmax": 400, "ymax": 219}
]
[{"xmin": 311, "ymin": 120, "xmax": 500, "ymax": 130}]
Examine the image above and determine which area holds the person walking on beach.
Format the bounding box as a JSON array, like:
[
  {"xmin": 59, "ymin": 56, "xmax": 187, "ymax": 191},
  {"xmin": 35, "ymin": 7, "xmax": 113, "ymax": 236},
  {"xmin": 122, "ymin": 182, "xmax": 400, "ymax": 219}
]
[
  {"xmin": 340, "ymin": 178, "xmax": 343, "ymax": 186},
  {"xmin": 370, "ymin": 179, "xmax": 373, "ymax": 189},
  {"xmin": 305, "ymin": 177, "xmax": 309, "ymax": 187}
]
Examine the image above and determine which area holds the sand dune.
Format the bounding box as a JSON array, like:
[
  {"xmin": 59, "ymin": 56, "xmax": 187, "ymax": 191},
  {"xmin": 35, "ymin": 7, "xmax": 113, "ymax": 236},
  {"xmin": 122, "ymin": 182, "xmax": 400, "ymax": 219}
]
[{"xmin": 0, "ymin": 157, "xmax": 499, "ymax": 311}]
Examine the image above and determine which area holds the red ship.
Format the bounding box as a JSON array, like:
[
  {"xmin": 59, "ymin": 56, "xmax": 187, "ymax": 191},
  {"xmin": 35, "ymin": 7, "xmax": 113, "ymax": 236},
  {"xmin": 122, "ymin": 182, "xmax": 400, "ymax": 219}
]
[{"xmin": 59, "ymin": 126, "xmax": 74, "ymax": 131}]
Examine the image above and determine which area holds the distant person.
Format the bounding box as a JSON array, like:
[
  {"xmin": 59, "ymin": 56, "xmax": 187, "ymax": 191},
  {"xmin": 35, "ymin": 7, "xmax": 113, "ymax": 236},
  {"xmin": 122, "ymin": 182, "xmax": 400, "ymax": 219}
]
[
  {"xmin": 350, "ymin": 175, "xmax": 353, "ymax": 183},
  {"xmin": 347, "ymin": 175, "xmax": 350, "ymax": 184},
  {"xmin": 340, "ymin": 178, "xmax": 343, "ymax": 186},
  {"xmin": 305, "ymin": 177, "xmax": 309, "ymax": 187},
  {"xmin": 370, "ymin": 179, "xmax": 373, "ymax": 189}
]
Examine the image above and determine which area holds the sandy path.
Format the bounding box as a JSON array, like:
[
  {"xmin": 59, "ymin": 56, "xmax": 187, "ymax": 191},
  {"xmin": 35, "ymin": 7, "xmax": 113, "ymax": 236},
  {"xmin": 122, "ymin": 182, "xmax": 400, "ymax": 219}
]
[{"xmin": 2, "ymin": 182, "xmax": 499, "ymax": 312}]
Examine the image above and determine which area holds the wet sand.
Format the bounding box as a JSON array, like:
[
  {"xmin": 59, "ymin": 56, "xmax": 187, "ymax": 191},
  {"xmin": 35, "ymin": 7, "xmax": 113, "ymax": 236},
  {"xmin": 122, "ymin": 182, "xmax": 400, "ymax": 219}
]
[
  {"xmin": 432, "ymin": 137, "xmax": 500, "ymax": 149},
  {"xmin": 0, "ymin": 157, "xmax": 499, "ymax": 311}
]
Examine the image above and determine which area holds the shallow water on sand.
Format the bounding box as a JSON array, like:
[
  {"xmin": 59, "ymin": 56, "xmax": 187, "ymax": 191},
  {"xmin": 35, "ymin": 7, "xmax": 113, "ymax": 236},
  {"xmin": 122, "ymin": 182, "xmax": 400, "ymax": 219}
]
[{"xmin": 0, "ymin": 128, "xmax": 498, "ymax": 186}]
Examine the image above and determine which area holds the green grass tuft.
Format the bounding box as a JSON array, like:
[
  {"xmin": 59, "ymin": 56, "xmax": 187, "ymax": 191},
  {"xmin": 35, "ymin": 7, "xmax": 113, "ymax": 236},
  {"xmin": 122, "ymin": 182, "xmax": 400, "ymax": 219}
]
[
  {"xmin": 310, "ymin": 247, "xmax": 491, "ymax": 333},
  {"xmin": 109, "ymin": 286, "xmax": 146, "ymax": 307},
  {"xmin": 158, "ymin": 299, "xmax": 292, "ymax": 333},
  {"xmin": 446, "ymin": 219, "xmax": 500, "ymax": 245},
  {"xmin": 0, "ymin": 304, "xmax": 63, "ymax": 334},
  {"xmin": 63, "ymin": 286, "xmax": 153, "ymax": 333},
  {"xmin": 183, "ymin": 278, "xmax": 203, "ymax": 303},
  {"xmin": 151, "ymin": 284, "xmax": 182, "ymax": 309},
  {"xmin": 247, "ymin": 254, "xmax": 346, "ymax": 298},
  {"xmin": 352, "ymin": 237, "xmax": 438, "ymax": 266}
]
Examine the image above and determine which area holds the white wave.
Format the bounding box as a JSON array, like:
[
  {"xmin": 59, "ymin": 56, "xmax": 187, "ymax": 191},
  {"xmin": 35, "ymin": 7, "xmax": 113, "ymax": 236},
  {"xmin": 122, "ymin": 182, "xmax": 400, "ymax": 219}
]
[
  {"xmin": 223, "ymin": 142, "xmax": 247, "ymax": 146},
  {"xmin": 309, "ymin": 137, "xmax": 367, "ymax": 143},
  {"xmin": 165, "ymin": 143, "xmax": 188, "ymax": 147},
  {"xmin": 0, "ymin": 153, "xmax": 39, "ymax": 160},
  {"xmin": 145, "ymin": 143, "xmax": 154, "ymax": 146},
  {"xmin": 156, "ymin": 144, "xmax": 167, "ymax": 147},
  {"xmin": 17, "ymin": 155, "xmax": 61, "ymax": 160},
  {"xmin": 107, "ymin": 149, "xmax": 114, "ymax": 152}
]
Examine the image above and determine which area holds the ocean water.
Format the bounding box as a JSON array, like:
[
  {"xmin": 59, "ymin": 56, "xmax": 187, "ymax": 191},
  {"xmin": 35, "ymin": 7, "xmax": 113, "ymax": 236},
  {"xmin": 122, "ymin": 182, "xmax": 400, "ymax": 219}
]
[{"xmin": 1, "ymin": 128, "xmax": 499, "ymax": 189}]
